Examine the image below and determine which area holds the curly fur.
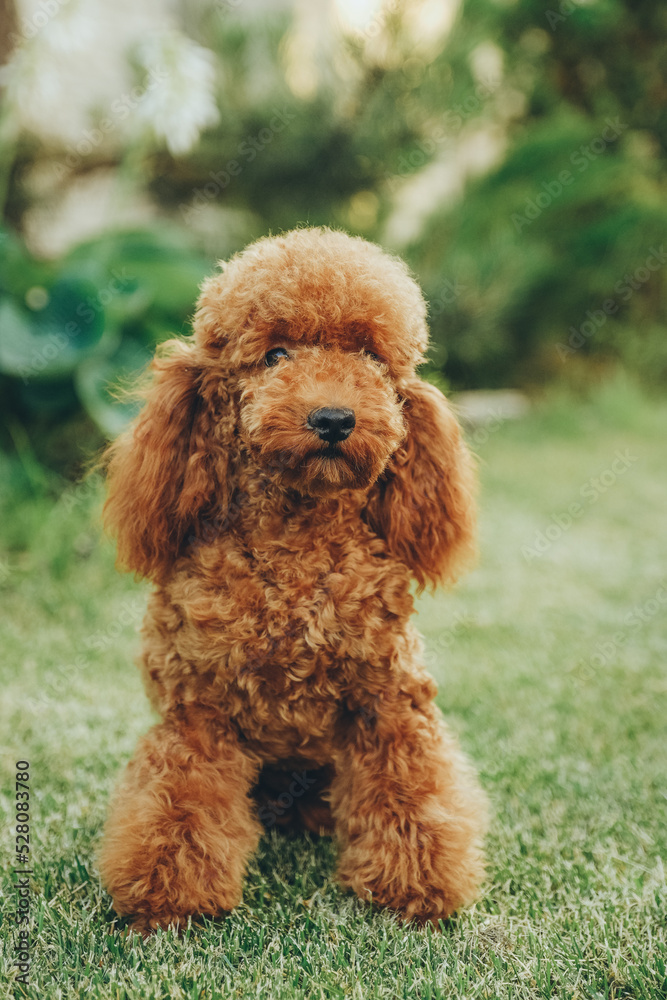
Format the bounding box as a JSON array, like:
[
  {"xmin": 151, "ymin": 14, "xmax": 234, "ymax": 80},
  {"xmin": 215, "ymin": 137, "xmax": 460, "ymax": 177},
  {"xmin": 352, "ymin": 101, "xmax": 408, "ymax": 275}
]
[{"xmin": 98, "ymin": 227, "xmax": 488, "ymax": 932}]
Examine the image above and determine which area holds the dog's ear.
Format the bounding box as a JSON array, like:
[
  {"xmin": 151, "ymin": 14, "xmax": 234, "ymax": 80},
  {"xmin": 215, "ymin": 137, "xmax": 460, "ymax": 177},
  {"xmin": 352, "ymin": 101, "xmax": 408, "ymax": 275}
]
[
  {"xmin": 102, "ymin": 338, "xmax": 232, "ymax": 582},
  {"xmin": 364, "ymin": 378, "xmax": 476, "ymax": 591}
]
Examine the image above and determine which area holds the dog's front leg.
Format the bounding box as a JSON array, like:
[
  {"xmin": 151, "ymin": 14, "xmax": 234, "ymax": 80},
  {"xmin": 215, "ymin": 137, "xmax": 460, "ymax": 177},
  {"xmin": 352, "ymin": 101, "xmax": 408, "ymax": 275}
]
[
  {"xmin": 331, "ymin": 694, "xmax": 488, "ymax": 923},
  {"xmin": 99, "ymin": 716, "xmax": 261, "ymax": 933}
]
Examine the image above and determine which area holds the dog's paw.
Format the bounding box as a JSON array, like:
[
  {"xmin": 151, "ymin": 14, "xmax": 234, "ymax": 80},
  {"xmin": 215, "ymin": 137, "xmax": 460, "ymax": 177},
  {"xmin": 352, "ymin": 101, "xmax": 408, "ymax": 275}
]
[{"xmin": 337, "ymin": 818, "xmax": 485, "ymax": 922}]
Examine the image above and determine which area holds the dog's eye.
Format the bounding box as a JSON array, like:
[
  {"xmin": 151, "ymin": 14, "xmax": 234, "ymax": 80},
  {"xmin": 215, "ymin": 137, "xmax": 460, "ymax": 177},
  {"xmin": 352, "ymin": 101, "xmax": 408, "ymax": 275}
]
[
  {"xmin": 364, "ymin": 350, "xmax": 383, "ymax": 365},
  {"xmin": 265, "ymin": 347, "xmax": 290, "ymax": 367}
]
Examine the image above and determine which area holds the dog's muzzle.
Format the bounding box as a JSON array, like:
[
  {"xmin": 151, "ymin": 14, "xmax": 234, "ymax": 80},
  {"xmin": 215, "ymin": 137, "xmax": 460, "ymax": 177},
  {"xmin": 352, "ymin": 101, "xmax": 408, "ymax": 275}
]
[{"xmin": 307, "ymin": 407, "xmax": 356, "ymax": 444}]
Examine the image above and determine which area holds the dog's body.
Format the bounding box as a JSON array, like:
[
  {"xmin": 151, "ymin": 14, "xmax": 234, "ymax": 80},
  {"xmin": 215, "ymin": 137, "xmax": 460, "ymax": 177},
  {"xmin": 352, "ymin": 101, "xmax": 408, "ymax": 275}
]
[{"xmin": 99, "ymin": 228, "xmax": 487, "ymax": 932}]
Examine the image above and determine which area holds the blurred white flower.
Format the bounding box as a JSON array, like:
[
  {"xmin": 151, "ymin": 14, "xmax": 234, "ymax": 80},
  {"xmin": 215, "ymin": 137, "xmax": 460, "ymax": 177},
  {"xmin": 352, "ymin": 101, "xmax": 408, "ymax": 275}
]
[
  {"xmin": 1, "ymin": 0, "xmax": 96, "ymax": 140},
  {"xmin": 135, "ymin": 31, "xmax": 220, "ymax": 156},
  {"xmin": 17, "ymin": 0, "xmax": 96, "ymax": 54},
  {"xmin": 0, "ymin": 0, "xmax": 172, "ymax": 144}
]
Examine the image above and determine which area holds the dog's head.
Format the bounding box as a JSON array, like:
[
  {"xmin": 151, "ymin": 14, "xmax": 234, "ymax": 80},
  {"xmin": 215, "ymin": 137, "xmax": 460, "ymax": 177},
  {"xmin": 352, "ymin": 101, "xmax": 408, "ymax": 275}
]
[
  {"xmin": 103, "ymin": 228, "xmax": 476, "ymax": 589},
  {"xmin": 202, "ymin": 228, "xmax": 423, "ymax": 497}
]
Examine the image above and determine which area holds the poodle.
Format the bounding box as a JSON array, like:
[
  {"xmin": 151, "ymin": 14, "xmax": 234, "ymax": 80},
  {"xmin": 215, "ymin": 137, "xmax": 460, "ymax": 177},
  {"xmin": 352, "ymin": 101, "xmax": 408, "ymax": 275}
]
[{"xmin": 98, "ymin": 226, "xmax": 488, "ymax": 933}]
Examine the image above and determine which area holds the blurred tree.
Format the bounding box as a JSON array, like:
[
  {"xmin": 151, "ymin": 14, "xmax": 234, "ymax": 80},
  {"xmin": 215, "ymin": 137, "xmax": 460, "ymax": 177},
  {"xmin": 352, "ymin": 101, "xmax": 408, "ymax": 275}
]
[
  {"xmin": 406, "ymin": 0, "xmax": 667, "ymax": 387},
  {"xmin": 1, "ymin": 0, "xmax": 463, "ymax": 470},
  {"xmin": 1, "ymin": 0, "xmax": 666, "ymax": 473}
]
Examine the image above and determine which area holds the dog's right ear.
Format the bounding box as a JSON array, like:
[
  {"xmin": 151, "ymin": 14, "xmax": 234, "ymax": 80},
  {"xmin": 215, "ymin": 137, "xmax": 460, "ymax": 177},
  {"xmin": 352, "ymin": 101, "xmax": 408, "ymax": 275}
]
[{"xmin": 102, "ymin": 338, "xmax": 231, "ymax": 582}]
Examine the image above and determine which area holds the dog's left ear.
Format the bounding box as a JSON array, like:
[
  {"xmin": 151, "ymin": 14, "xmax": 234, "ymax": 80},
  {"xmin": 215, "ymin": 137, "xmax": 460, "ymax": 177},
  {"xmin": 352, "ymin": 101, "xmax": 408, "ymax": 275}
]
[{"xmin": 364, "ymin": 378, "xmax": 476, "ymax": 591}]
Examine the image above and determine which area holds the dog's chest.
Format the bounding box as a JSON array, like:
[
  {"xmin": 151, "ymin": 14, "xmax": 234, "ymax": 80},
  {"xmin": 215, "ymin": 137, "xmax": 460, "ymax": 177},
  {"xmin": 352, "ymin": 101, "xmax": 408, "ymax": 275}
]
[
  {"xmin": 170, "ymin": 523, "xmax": 413, "ymax": 676},
  {"xmin": 216, "ymin": 531, "xmax": 413, "ymax": 756},
  {"xmin": 146, "ymin": 523, "xmax": 416, "ymax": 756}
]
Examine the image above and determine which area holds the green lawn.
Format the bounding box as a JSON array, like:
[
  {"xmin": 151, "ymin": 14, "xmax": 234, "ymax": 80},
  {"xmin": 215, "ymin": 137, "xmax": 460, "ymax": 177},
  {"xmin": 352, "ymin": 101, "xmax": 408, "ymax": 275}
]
[{"xmin": 1, "ymin": 375, "xmax": 666, "ymax": 1000}]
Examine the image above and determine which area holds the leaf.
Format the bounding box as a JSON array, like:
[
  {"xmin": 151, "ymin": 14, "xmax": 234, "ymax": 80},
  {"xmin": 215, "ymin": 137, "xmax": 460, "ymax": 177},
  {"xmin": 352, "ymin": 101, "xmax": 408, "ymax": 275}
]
[
  {"xmin": 75, "ymin": 337, "xmax": 152, "ymax": 436},
  {"xmin": 63, "ymin": 227, "xmax": 211, "ymax": 315},
  {"xmin": 0, "ymin": 278, "xmax": 108, "ymax": 381}
]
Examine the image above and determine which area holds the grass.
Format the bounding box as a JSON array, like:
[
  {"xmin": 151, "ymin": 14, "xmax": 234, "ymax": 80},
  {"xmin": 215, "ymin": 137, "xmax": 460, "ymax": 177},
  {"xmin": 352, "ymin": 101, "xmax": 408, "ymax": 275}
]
[{"xmin": 1, "ymin": 373, "xmax": 666, "ymax": 999}]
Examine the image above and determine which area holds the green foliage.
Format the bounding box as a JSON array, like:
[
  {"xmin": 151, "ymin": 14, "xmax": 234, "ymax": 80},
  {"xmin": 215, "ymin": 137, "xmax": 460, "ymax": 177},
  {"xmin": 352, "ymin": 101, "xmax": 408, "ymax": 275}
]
[
  {"xmin": 0, "ymin": 7, "xmax": 443, "ymax": 465},
  {"xmin": 1, "ymin": 0, "xmax": 666, "ymax": 461},
  {"xmin": 409, "ymin": 0, "xmax": 667, "ymax": 387},
  {"xmin": 0, "ymin": 226, "xmax": 211, "ymax": 468}
]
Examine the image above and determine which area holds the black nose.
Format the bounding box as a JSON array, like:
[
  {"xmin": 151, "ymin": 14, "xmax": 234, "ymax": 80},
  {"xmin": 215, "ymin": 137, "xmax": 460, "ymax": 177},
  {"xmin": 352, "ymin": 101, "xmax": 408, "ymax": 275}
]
[{"xmin": 307, "ymin": 407, "xmax": 356, "ymax": 444}]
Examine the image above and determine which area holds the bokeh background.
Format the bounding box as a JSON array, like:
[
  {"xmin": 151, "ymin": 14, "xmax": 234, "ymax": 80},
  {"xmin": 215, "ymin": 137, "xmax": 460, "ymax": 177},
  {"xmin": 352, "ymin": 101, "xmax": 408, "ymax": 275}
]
[
  {"xmin": 1, "ymin": 0, "xmax": 666, "ymax": 472},
  {"xmin": 1, "ymin": 2, "xmax": 666, "ymax": 997}
]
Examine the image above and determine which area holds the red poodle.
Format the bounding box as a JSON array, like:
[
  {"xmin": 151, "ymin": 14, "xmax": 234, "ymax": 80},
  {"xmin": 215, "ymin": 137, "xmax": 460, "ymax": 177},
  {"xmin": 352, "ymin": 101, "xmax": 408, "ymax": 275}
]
[{"xmin": 98, "ymin": 226, "xmax": 488, "ymax": 932}]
